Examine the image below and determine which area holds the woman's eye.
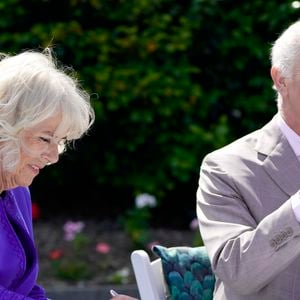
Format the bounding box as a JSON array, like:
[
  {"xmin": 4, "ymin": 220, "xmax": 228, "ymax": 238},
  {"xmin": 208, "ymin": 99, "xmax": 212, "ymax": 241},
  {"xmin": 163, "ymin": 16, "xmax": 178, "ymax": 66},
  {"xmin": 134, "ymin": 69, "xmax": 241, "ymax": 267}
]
[{"xmin": 39, "ymin": 137, "xmax": 51, "ymax": 143}]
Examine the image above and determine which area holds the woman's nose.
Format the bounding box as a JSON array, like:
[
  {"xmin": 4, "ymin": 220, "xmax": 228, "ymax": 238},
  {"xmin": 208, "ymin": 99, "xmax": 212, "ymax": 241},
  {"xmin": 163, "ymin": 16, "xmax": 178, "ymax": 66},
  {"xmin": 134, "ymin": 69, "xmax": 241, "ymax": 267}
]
[{"xmin": 42, "ymin": 143, "xmax": 59, "ymax": 165}]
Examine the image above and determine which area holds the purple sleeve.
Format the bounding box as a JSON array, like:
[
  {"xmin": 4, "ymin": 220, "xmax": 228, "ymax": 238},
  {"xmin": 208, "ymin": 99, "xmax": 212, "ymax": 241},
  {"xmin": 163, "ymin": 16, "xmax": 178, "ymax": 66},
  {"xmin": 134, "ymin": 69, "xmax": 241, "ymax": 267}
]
[
  {"xmin": 22, "ymin": 187, "xmax": 34, "ymax": 237},
  {"xmin": 28, "ymin": 284, "xmax": 48, "ymax": 299},
  {"xmin": 0, "ymin": 285, "xmax": 35, "ymax": 299},
  {"xmin": 13, "ymin": 188, "xmax": 48, "ymax": 299}
]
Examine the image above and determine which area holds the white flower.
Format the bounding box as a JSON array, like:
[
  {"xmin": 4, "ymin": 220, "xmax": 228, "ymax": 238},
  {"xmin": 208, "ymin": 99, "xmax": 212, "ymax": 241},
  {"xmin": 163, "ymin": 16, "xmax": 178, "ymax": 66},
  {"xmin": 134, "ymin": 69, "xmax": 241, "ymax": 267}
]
[
  {"xmin": 111, "ymin": 267, "xmax": 130, "ymax": 284},
  {"xmin": 135, "ymin": 193, "xmax": 157, "ymax": 208},
  {"xmin": 118, "ymin": 267, "xmax": 130, "ymax": 277}
]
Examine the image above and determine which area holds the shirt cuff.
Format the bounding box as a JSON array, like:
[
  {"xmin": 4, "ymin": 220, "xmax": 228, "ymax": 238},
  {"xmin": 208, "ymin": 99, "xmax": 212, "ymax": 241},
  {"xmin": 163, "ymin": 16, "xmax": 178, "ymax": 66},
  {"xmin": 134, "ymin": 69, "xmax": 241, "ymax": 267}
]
[{"xmin": 291, "ymin": 192, "xmax": 300, "ymax": 223}]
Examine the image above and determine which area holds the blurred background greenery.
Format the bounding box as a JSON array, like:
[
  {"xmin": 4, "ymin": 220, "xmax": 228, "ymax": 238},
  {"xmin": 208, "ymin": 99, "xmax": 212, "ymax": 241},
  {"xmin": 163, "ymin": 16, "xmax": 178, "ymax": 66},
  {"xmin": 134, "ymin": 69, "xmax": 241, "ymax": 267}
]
[{"xmin": 2, "ymin": 0, "xmax": 299, "ymax": 228}]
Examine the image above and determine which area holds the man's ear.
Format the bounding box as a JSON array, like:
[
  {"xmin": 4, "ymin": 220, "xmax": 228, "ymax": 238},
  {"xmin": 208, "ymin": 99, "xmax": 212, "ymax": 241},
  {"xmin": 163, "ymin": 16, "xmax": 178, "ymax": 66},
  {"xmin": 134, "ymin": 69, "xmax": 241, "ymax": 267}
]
[{"xmin": 270, "ymin": 66, "xmax": 286, "ymax": 92}]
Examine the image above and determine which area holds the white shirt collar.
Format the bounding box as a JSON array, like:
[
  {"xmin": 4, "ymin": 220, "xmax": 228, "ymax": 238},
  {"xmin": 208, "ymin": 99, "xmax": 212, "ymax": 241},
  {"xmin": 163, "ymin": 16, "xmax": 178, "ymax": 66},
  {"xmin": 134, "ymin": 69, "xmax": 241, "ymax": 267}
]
[{"xmin": 277, "ymin": 114, "xmax": 300, "ymax": 157}]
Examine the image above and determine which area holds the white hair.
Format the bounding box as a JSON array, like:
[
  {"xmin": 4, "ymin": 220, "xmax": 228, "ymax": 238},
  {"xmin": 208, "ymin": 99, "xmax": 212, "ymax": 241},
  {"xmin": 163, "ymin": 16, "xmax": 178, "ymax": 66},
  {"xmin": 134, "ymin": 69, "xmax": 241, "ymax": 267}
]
[
  {"xmin": 271, "ymin": 21, "xmax": 300, "ymax": 78},
  {"xmin": 270, "ymin": 21, "xmax": 300, "ymax": 107},
  {"xmin": 0, "ymin": 48, "xmax": 95, "ymax": 171}
]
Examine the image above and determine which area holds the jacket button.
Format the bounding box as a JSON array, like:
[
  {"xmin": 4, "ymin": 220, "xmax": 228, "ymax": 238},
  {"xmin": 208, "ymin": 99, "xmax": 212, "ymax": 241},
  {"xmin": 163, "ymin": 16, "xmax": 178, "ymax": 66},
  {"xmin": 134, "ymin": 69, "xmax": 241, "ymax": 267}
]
[
  {"xmin": 286, "ymin": 227, "xmax": 293, "ymax": 237},
  {"xmin": 280, "ymin": 231, "xmax": 287, "ymax": 241},
  {"xmin": 275, "ymin": 234, "xmax": 282, "ymax": 244},
  {"xmin": 270, "ymin": 239, "xmax": 277, "ymax": 248}
]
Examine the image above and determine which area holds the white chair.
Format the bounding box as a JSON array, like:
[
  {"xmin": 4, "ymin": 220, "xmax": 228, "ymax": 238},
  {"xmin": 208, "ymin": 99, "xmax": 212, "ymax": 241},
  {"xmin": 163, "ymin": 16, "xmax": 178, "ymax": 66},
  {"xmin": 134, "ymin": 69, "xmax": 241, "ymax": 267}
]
[
  {"xmin": 131, "ymin": 246, "xmax": 215, "ymax": 300},
  {"xmin": 131, "ymin": 250, "xmax": 169, "ymax": 300}
]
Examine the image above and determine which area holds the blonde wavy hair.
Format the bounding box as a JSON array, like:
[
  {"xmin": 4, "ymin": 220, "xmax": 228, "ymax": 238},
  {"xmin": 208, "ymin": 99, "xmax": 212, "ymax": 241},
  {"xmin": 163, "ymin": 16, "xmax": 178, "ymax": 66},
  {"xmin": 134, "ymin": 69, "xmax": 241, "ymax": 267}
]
[{"xmin": 0, "ymin": 48, "xmax": 95, "ymax": 171}]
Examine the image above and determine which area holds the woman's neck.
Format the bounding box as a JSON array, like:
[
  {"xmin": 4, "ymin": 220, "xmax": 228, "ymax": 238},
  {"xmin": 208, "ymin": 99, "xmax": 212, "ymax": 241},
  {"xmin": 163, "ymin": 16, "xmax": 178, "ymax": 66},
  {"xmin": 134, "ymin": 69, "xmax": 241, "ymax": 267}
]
[{"xmin": 0, "ymin": 170, "xmax": 17, "ymax": 192}]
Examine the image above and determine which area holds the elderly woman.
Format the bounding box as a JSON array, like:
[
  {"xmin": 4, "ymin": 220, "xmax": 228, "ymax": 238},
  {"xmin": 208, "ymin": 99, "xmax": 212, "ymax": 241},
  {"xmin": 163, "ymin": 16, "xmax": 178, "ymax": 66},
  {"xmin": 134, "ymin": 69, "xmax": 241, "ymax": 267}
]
[{"xmin": 0, "ymin": 49, "xmax": 94, "ymax": 299}]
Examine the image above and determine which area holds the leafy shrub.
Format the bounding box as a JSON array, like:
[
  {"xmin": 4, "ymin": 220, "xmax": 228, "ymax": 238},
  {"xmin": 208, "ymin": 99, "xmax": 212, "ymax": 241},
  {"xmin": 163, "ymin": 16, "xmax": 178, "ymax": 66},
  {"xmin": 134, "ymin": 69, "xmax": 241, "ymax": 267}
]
[{"xmin": 0, "ymin": 0, "xmax": 297, "ymax": 226}]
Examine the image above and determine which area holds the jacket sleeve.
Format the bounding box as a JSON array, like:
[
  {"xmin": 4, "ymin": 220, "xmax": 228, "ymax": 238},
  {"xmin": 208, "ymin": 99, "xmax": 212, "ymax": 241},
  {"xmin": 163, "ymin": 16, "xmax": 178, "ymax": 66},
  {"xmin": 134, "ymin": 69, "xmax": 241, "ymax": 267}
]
[
  {"xmin": 197, "ymin": 154, "xmax": 300, "ymax": 295},
  {"xmin": 17, "ymin": 188, "xmax": 48, "ymax": 300},
  {"xmin": 28, "ymin": 284, "xmax": 48, "ymax": 299},
  {"xmin": 0, "ymin": 284, "xmax": 46, "ymax": 300}
]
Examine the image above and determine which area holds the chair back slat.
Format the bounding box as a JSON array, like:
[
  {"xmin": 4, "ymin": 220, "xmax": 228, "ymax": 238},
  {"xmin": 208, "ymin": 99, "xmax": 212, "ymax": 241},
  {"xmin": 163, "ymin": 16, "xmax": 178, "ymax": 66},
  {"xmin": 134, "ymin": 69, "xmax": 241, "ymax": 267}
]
[{"xmin": 131, "ymin": 250, "xmax": 166, "ymax": 300}]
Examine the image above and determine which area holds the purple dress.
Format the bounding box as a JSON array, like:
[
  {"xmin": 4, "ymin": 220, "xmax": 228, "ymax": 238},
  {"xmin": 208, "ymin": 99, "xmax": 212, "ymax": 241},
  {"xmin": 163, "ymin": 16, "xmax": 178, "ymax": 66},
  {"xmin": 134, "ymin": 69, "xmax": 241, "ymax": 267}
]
[{"xmin": 0, "ymin": 186, "xmax": 47, "ymax": 299}]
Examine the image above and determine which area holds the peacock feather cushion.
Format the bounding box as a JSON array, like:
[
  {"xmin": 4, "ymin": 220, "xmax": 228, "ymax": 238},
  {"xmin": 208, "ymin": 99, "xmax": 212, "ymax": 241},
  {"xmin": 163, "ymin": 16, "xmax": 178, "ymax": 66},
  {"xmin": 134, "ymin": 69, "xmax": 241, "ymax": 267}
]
[{"xmin": 152, "ymin": 245, "xmax": 215, "ymax": 300}]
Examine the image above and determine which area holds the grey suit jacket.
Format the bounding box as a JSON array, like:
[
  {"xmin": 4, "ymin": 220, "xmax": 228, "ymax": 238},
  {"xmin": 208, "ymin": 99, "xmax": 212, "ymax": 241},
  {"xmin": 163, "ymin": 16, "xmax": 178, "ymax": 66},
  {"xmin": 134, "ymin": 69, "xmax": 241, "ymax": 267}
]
[{"xmin": 197, "ymin": 114, "xmax": 300, "ymax": 300}]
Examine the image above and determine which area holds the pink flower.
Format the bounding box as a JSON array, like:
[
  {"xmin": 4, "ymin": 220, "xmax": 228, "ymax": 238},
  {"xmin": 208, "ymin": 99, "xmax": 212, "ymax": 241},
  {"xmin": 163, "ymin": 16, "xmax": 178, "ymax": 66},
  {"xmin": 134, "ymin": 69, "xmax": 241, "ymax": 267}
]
[
  {"xmin": 95, "ymin": 242, "xmax": 111, "ymax": 254},
  {"xmin": 147, "ymin": 241, "xmax": 160, "ymax": 251},
  {"xmin": 32, "ymin": 202, "xmax": 41, "ymax": 221},
  {"xmin": 190, "ymin": 218, "xmax": 199, "ymax": 231},
  {"xmin": 63, "ymin": 221, "xmax": 85, "ymax": 241},
  {"xmin": 49, "ymin": 249, "xmax": 63, "ymax": 260}
]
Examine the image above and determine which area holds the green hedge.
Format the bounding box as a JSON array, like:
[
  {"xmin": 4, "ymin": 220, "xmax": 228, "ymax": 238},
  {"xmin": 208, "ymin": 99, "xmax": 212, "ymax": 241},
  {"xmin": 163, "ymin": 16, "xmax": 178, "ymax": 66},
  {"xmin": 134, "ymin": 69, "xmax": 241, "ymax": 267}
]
[{"xmin": 0, "ymin": 0, "xmax": 298, "ymax": 225}]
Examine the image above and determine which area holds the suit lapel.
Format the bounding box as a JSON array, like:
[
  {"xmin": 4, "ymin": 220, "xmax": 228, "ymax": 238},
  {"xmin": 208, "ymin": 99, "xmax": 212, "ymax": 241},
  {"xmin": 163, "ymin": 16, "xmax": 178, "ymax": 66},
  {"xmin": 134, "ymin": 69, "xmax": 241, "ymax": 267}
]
[{"xmin": 256, "ymin": 115, "xmax": 300, "ymax": 197}]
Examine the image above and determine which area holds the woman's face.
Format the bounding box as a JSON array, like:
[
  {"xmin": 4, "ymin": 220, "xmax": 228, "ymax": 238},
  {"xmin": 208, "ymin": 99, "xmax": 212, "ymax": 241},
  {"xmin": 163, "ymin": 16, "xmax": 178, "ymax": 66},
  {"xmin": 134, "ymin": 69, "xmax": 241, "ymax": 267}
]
[{"xmin": 8, "ymin": 115, "xmax": 64, "ymax": 188}]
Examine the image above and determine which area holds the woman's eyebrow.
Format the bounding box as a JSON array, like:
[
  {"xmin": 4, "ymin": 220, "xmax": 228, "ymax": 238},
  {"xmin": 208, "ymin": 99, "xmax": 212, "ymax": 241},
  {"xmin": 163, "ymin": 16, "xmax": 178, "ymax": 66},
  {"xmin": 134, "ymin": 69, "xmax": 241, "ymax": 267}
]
[{"xmin": 39, "ymin": 130, "xmax": 55, "ymax": 136}]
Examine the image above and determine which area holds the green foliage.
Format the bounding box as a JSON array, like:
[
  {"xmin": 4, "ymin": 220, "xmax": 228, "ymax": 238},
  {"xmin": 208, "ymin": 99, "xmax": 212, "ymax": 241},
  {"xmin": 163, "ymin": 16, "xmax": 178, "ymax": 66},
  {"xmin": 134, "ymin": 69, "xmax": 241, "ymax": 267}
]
[
  {"xmin": 121, "ymin": 193, "xmax": 157, "ymax": 248},
  {"xmin": 121, "ymin": 206, "xmax": 152, "ymax": 248},
  {"xmin": 0, "ymin": 0, "xmax": 297, "ymax": 222},
  {"xmin": 53, "ymin": 260, "xmax": 91, "ymax": 281},
  {"xmin": 49, "ymin": 232, "xmax": 93, "ymax": 282}
]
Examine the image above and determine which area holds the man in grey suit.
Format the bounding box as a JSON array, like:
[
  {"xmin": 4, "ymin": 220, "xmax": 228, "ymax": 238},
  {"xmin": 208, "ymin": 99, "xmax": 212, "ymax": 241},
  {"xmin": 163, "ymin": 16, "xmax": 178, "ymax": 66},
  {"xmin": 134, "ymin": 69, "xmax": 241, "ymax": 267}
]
[{"xmin": 197, "ymin": 20, "xmax": 300, "ymax": 300}]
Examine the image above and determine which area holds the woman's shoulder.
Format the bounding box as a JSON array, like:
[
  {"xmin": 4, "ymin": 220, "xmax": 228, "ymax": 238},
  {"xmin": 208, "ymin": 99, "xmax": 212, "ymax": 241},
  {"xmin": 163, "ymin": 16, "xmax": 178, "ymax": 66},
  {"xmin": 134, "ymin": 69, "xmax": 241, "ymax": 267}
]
[
  {"xmin": 8, "ymin": 186, "xmax": 31, "ymax": 216},
  {"xmin": 10, "ymin": 186, "xmax": 31, "ymax": 200}
]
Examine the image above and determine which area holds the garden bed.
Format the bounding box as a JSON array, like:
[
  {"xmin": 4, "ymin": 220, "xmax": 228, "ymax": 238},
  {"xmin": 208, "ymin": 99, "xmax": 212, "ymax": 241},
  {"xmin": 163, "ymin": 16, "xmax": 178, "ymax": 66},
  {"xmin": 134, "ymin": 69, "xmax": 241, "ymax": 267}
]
[{"xmin": 33, "ymin": 219, "xmax": 196, "ymax": 289}]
